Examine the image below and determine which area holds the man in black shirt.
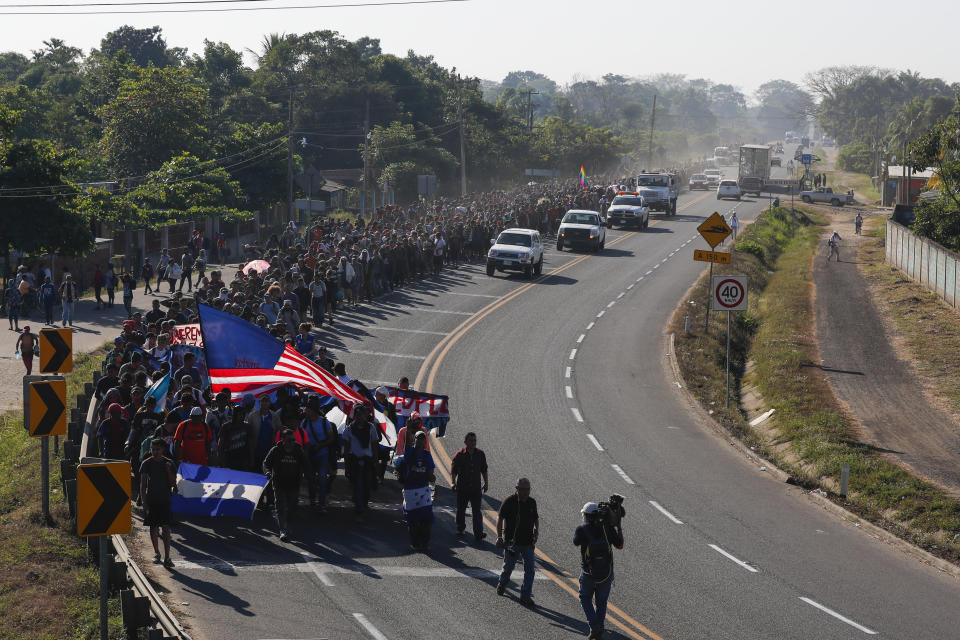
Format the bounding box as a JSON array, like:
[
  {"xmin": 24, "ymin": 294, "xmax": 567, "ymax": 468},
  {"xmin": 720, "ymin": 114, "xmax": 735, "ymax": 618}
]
[
  {"xmin": 263, "ymin": 428, "xmax": 309, "ymax": 542},
  {"xmin": 95, "ymin": 363, "xmax": 119, "ymax": 400},
  {"xmin": 573, "ymin": 502, "xmax": 625, "ymax": 639},
  {"xmin": 450, "ymin": 432, "xmax": 488, "ymax": 543},
  {"xmin": 495, "ymin": 477, "xmax": 539, "ymax": 607},
  {"xmin": 139, "ymin": 438, "xmax": 177, "ymax": 567}
]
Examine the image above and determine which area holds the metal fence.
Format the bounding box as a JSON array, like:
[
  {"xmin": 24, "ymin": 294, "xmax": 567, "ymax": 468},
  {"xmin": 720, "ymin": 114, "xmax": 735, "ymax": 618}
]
[{"xmin": 886, "ymin": 219, "xmax": 960, "ymax": 308}]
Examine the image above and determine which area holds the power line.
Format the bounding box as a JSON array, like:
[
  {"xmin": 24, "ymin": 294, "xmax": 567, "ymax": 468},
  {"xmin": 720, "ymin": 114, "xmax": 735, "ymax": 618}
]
[{"xmin": 0, "ymin": 0, "xmax": 467, "ymax": 15}]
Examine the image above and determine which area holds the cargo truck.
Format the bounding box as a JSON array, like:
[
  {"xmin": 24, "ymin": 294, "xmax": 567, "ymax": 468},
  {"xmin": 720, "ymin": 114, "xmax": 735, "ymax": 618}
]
[{"xmin": 738, "ymin": 144, "xmax": 770, "ymax": 197}]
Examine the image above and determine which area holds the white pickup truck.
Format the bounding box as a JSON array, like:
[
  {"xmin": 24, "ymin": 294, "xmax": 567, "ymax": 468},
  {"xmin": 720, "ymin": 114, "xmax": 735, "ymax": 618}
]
[{"xmin": 799, "ymin": 187, "xmax": 854, "ymax": 207}]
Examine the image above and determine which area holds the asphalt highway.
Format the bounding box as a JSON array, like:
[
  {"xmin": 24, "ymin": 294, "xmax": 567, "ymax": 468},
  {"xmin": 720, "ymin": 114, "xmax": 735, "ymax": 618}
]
[{"xmin": 144, "ymin": 187, "xmax": 960, "ymax": 640}]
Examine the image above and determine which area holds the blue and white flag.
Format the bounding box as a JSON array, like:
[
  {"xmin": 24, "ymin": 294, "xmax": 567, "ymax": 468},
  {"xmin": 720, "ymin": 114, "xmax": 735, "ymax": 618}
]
[
  {"xmin": 144, "ymin": 373, "xmax": 170, "ymax": 412},
  {"xmin": 171, "ymin": 463, "xmax": 269, "ymax": 520}
]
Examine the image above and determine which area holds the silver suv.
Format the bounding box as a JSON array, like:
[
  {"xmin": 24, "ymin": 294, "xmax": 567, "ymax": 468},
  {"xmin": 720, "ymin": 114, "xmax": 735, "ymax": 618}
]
[{"xmin": 487, "ymin": 228, "xmax": 544, "ymax": 278}]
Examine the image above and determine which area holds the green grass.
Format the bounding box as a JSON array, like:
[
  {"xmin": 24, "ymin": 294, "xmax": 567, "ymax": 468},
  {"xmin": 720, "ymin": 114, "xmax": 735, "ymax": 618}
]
[
  {"xmin": 671, "ymin": 206, "xmax": 960, "ymax": 563},
  {"xmin": 0, "ymin": 346, "xmax": 126, "ymax": 639},
  {"xmin": 830, "ymin": 170, "xmax": 881, "ymax": 204}
]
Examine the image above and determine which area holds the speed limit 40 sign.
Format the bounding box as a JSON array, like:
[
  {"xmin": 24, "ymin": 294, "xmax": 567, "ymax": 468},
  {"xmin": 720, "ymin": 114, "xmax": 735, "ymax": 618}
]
[{"xmin": 711, "ymin": 275, "xmax": 748, "ymax": 311}]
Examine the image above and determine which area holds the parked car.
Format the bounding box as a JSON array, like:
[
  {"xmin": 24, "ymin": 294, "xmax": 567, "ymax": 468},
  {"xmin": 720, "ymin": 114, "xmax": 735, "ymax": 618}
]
[
  {"xmin": 799, "ymin": 187, "xmax": 853, "ymax": 206},
  {"xmin": 717, "ymin": 179, "xmax": 741, "ymax": 200}
]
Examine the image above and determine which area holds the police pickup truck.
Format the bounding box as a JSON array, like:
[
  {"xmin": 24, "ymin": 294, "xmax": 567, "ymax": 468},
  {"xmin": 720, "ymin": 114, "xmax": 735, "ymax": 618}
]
[{"xmin": 606, "ymin": 192, "xmax": 650, "ymax": 229}]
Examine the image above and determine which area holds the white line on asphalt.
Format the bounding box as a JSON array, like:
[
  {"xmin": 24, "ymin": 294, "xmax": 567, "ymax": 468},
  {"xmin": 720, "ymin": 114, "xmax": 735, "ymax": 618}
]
[
  {"xmin": 649, "ymin": 501, "xmax": 683, "ymax": 524},
  {"xmin": 569, "ymin": 348, "xmax": 577, "ymax": 360},
  {"xmin": 412, "ymin": 308, "xmax": 474, "ymax": 316},
  {"xmin": 375, "ymin": 327, "xmax": 450, "ymax": 336},
  {"xmin": 339, "ymin": 349, "xmax": 425, "ymax": 360},
  {"xmin": 637, "ymin": 277, "xmax": 644, "ymax": 282},
  {"xmin": 617, "ymin": 292, "xmax": 625, "ymax": 299},
  {"xmin": 585, "ymin": 322, "xmax": 595, "ymax": 330},
  {"xmin": 300, "ymin": 552, "xmax": 335, "ymax": 586},
  {"xmin": 445, "ymin": 292, "xmax": 499, "ymax": 298},
  {"xmin": 586, "ymin": 434, "xmax": 604, "ymax": 451},
  {"xmin": 597, "ymin": 310, "xmax": 605, "ymax": 318},
  {"xmin": 565, "ymin": 366, "xmax": 571, "ymax": 378},
  {"xmin": 627, "ymin": 284, "xmax": 634, "ymax": 290},
  {"xmin": 653, "ymin": 264, "xmax": 660, "ymax": 270},
  {"xmin": 708, "ymin": 544, "xmax": 758, "ymax": 573},
  {"xmin": 565, "ymin": 386, "xmax": 573, "ymax": 399},
  {"xmin": 607, "ymin": 301, "xmax": 616, "ymax": 308},
  {"xmin": 571, "ymin": 408, "xmax": 584, "ymax": 422},
  {"xmin": 611, "ymin": 464, "xmax": 635, "ymax": 485},
  {"xmin": 354, "ymin": 613, "xmax": 389, "ymax": 640},
  {"xmin": 799, "ymin": 598, "xmax": 877, "ymax": 635},
  {"xmin": 577, "ymin": 334, "xmax": 585, "ymax": 343},
  {"xmin": 645, "ymin": 270, "xmax": 653, "ymax": 275}
]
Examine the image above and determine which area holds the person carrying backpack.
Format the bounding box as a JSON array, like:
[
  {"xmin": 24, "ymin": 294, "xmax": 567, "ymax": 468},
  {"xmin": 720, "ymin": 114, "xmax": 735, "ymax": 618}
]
[
  {"xmin": 574, "ymin": 502, "xmax": 625, "ymax": 639},
  {"xmin": 301, "ymin": 395, "xmax": 337, "ymax": 511}
]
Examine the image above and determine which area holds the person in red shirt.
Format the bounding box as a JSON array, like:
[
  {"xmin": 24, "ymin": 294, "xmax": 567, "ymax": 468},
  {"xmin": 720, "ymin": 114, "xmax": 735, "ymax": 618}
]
[{"xmin": 174, "ymin": 407, "xmax": 215, "ymax": 465}]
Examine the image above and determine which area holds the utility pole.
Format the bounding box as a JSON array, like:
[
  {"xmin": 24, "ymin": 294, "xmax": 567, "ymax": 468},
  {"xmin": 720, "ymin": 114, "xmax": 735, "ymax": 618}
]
[
  {"xmin": 457, "ymin": 74, "xmax": 467, "ymax": 197},
  {"xmin": 362, "ymin": 96, "xmax": 370, "ymax": 217},
  {"xmin": 519, "ymin": 88, "xmax": 539, "ymax": 134},
  {"xmin": 647, "ymin": 94, "xmax": 657, "ymax": 170},
  {"xmin": 287, "ymin": 87, "xmax": 295, "ymax": 224}
]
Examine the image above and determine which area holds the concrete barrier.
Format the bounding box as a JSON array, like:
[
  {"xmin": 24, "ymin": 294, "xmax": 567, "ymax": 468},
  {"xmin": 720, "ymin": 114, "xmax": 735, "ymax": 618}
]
[{"xmin": 886, "ymin": 219, "xmax": 959, "ymax": 309}]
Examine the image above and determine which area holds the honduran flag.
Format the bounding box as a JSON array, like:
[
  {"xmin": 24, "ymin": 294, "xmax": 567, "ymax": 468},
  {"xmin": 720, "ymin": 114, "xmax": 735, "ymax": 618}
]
[
  {"xmin": 144, "ymin": 373, "xmax": 170, "ymax": 412},
  {"xmin": 171, "ymin": 463, "xmax": 269, "ymax": 519},
  {"xmin": 197, "ymin": 303, "xmax": 367, "ymax": 407}
]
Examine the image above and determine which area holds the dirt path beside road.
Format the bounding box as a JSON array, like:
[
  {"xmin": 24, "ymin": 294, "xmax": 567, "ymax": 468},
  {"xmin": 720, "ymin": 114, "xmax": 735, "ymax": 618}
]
[{"xmin": 812, "ymin": 207, "xmax": 960, "ymax": 494}]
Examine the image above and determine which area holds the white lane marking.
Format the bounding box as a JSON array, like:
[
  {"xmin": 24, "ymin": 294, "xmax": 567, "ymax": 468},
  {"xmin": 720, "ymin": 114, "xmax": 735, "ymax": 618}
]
[
  {"xmin": 708, "ymin": 544, "xmax": 758, "ymax": 573},
  {"xmin": 611, "ymin": 464, "xmax": 635, "ymax": 485},
  {"xmin": 649, "ymin": 501, "xmax": 683, "ymax": 524},
  {"xmin": 637, "ymin": 277, "xmax": 644, "ymax": 282},
  {"xmin": 616, "ymin": 292, "xmax": 624, "ymax": 300},
  {"xmin": 375, "ymin": 327, "xmax": 450, "ymax": 336},
  {"xmin": 585, "ymin": 322, "xmax": 595, "ymax": 330},
  {"xmin": 597, "ymin": 310, "xmax": 606, "ymax": 318},
  {"xmin": 445, "ymin": 292, "xmax": 499, "ymax": 298},
  {"xmin": 645, "ymin": 270, "xmax": 653, "ymax": 276},
  {"xmin": 607, "ymin": 301, "xmax": 616, "ymax": 308},
  {"xmin": 569, "ymin": 348, "xmax": 577, "ymax": 360},
  {"xmin": 627, "ymin": 284, "xmax": 634, "ymax": 290},
  {"xmin": 586, "ymin": 434, "xmax": 604, "ymax": 451},
  {"xmin": 653, "ymin": 264, "xmax": 660, "ymax": 270},
  {"xmin": 799, "ymin": 598, "xmax": 878, "ymax": 635},
  {"xmin": 339, "ymin": 349, "xmax": 425, "ymax": 360},
  {"xmin": 412, "ymin": 308, "xmax": 473, "ymax": 316},
  {"xmin": 565, "ymin": 386, "xmax": 573, "ymax": 399},
  {"xmin": 300, "ymin": 552, "xmax": 334, "ymax": 586},
  {"xmin": 571, "ymin": 408, "xmax": 584, "ymax": 422},
  {"xmin": 669, "ymin": 251, "xmax": 676, "ymax": 256},
  {"xmin": 565, "ymin": 366, "xmax": 572, "ymax": 378},
  {"xmin": 577, "ymin": 334, "xmax": 585, "ymax": 343},
  {"xmin": 354, "ymin": 613, "xmax": 390, "ymax": 640}
]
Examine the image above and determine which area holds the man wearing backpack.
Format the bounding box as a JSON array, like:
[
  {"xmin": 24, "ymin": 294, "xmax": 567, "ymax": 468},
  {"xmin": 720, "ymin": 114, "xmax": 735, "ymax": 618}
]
[
  {"xmin": 302, "ymin": 395, "xmax": 336, "ymax": 511},
  {"xmin": 574, "ymin": 502, "xmax": 625, "ymax": 639}
]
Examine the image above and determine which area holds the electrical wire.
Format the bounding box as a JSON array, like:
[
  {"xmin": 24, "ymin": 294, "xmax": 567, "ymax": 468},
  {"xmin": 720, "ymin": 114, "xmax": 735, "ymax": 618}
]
[{"xmin": 0, "ymin": 0, "xmax": 467, "ymax": 15}]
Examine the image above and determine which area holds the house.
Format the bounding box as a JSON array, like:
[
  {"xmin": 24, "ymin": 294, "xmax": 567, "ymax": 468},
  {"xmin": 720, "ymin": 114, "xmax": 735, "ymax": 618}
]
[{"xmin": 883, "ymin": 165, "xmax": 937, "ymax": 206}]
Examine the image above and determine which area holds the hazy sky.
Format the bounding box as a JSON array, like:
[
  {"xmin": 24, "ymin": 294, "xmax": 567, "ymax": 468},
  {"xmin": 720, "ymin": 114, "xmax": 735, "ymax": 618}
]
[{"xmin": 3, "ymin": 0, "xmax": 958, "ymax": 96}]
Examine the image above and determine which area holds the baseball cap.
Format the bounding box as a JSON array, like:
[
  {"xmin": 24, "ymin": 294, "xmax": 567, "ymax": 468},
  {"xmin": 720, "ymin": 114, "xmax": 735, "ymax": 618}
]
[
  {"xmin": 581, "ymin": 502, "xmax": 598, "ymax": 515},
  {"xmin": 190, "ymin": 406, "xmax": 203, "ymax": 417},
  {"xmin": 375, "ymin": 386, "xmax": 389, "ymax": 397},
  {"xmin": 108, "ymin": 403, "xmax": 123, "ymax": 414}
]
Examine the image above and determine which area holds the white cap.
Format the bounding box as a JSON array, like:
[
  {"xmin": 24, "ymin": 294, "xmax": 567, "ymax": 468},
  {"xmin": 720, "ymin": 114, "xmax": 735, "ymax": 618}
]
[
  {"xmin": 375, "ymin": 386, "xmax": 389, "ymax": 397},
  {"xmin": 581, "ymin": 502, "xmax": 599, "ymax": 515},
  {"xmin": 190, "ymin": 406, "xmax": 203, "ymax": 417}
]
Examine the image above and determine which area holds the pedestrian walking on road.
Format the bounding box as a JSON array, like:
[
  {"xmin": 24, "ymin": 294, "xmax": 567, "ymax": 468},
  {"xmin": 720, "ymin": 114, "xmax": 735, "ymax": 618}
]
[
  {"xmin": 39, "ymin": 276, "xmax": 57, "ymax": 325},
  {"xmin": 263, "ymin": 427, "xmax": 309, "ymax": 541},
  {"xmin": 827, "ymin": 230, "xmax": 842, "ymax": 262},
  {"xmin": 58, "ymin": 274, "xmax": 78, "ymax": 326},
  {"xmin": 104, "ymin": 263, "xmax": 116, "ymax": 308},
  {"xmin": 92, "ymin": 265, "xmax": 104, "ymax": 310},
  {"xmin": 451, "ymin": 432, "xmax": 488, "ymax": 543},
  {"xmin": 729, "ymin": 212, "xmax": 739, "ymax": 240},
  {"xmin": 575, "ymin": 502, "xmax": 624, "ymax": 639},
  {"xmin": 14, "ymin": 326, "xmax": 36, "ymax": 375},
  {"xmin": 398, "ymin": 431, "xmax": 436, "ymax": 552},
  {"xmin": 342, "ymin": 403, "xmax": 380, "ymax": 519},
  {"xmin": 6, "ymin": 279, "xmax": 22, "ymax": 331},
  {"xmin": 121, "ymin": 273, "xmax": 136, "ymax": 318},
  {"xmin": 496, "ymin": 477, "xmax": 539, "ymax": 607},
  {"xmin": 140, "ymin": 438, "xmax": 178, "ymax": 568},
  {"xmin": 141, "ymin": 258, "xmax": 154, "ymax": 295},
  {"xmin": 302, "ymin": 395, "xmax": 336, "ymax": 511}
]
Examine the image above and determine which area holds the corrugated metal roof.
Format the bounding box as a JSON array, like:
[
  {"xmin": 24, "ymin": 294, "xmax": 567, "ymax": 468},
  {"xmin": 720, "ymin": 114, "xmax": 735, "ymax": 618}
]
[{"xmin": 887, "ymin": 166, "xmax": 937, "ymax": 179}]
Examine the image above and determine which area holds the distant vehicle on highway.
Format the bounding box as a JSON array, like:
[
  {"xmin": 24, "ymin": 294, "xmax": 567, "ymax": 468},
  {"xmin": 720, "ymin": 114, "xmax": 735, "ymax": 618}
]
[
  {"xmin": 717, "ymin": 179, "xmax": 742, "ymax": 201},
  {"xmin": 635, "ymin": 172, "xmax": 678, "ymax": 215},
  {"xmin": 689, "ymin": 174, "xmax": 710, "ymax": 190},
  {"xmin": 703, "ymin": 169, "xmax": 722, "ymax": 186},
  {"xmin": 799, "ymin": 187, "xmax": 853, "ymax": 206},
  {"xmin": 770, "ymin": 157, "xmax": 782, "ymax": 167},
  {"xmin": 557, "ymin": 210, "xmax": 606, "ymax": 252},
  {"xmin": 487, "ymin": 228, "xmax": 544, "ymax": 278},
  {"xmin": 823, "ymin": 137, "xmax": 836, "ymax": 147},
  {"xmin": 607, "ymin": 192, "xmax": 650, "ymax": 229},
  {"xmin": 738, "ymin": 144, "xmax": 770, "ymax": 197}
]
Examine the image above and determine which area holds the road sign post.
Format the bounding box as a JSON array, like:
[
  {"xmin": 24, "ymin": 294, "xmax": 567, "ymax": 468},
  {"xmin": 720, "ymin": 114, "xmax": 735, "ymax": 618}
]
[
  {"xmin": 711, "ymin": 275, "xmax": 748, "ymax": 407},
  {"xmin": 697, "ymin": 212, "xmax": 733, "ymax": 333},
  {"xmin": 78, "ymin": 460, "xmax": 131, "ymax": 640},
  {"xmin": 27, "ymin": 377, "xmax": 65, "ymax": 522}
]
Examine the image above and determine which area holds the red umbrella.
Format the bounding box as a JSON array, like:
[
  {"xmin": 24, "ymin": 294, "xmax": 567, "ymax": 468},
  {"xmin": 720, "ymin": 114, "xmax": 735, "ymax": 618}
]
[{"xmin": 242, "ymin": 259, "xmax": 271, "ymax": 275}]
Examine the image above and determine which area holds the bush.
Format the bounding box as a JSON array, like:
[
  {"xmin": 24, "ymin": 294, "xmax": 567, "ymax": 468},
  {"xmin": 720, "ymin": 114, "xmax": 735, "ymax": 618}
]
[
  {"xmin": 735, "ymin": 240, "xmax": 765, "ymax": 263},
  {"xmin": 836, "ymin": 141, "xmax": 874, "ymax": 175}
]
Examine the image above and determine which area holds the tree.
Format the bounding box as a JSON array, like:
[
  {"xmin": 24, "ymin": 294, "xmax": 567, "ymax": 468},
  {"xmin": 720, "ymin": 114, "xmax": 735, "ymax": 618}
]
[
  {"xmin": 98, "ymin": 67, "xmax": 210, "ymax": 176},
  {"xmin": 755, "ymin": 80, "xmax": 812, "ymax": 139},
  {"xmin": 99, "ymin": 25, "xmax": 177, "ymax": 68},
  {"xmin": 908, "ymin": 102, "xmax": 960, "ymax": 251}
]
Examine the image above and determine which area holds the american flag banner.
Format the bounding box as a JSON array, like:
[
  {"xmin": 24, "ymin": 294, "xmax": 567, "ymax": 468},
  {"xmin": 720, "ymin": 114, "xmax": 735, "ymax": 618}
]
[{"xmin": 197, "ymin": 303, "xmax": 367, "ymax": 407}]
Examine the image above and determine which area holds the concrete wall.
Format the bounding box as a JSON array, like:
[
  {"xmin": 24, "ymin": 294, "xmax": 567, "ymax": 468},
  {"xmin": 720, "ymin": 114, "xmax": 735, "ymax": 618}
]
[{"xmin": 886, "ymin": 219, "xmax": 959, "ymax": 309}]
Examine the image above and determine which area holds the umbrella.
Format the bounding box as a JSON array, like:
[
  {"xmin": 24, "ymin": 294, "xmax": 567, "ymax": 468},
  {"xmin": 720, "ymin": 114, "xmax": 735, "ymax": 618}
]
[{"xmin": 242, "ymin": 259, "xmax": 271, "ymax": 275}]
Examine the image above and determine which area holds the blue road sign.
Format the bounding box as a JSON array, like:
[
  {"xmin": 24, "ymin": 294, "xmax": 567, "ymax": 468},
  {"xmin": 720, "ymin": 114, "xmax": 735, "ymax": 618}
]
[{"xmin": 801, "ymin": 154, "xmax": 812, "ymax": 165}]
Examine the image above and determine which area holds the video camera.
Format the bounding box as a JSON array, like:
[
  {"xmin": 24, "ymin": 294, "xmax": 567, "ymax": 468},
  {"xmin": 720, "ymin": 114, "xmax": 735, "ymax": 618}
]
[{"xmin": 596, "ymin": 494, "xmax": 626, "ymax": 529}]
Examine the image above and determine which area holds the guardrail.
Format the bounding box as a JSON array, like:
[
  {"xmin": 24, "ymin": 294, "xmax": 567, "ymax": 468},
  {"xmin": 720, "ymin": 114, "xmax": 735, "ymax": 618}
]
[{"xmin": 62, "ymin": 369, "xmax": 192, "ymax": 640}]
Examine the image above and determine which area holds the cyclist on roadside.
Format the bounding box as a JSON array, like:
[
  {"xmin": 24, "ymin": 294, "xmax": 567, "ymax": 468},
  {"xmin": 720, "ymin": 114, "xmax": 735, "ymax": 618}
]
[
  {"xmin": 855, "ymin": 213, "xmax": 863, "ymax": 236},
  {"xmin": 827, "ymin": 230, "xmax": 842, "ymax": 262}
]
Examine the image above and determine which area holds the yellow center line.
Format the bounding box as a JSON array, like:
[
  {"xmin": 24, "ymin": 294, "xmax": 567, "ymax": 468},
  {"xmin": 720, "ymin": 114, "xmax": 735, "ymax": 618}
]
[{"xmin": 415, "ymin": 192, "xmax": 711, "ymax": 638}]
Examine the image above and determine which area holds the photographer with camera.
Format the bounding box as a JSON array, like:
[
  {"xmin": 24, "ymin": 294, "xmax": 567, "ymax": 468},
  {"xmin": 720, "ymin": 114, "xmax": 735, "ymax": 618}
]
[
  {"xmin": 495, "ymin": 477, "xmax": 539, "ymax": 607},
  {"xmin": 574, "ymin": 496, "xmax": 625, "ymax": 639}
]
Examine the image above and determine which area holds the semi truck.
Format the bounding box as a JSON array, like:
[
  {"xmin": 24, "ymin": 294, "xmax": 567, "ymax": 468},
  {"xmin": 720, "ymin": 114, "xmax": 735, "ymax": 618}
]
[{"xmin": 738, "ymin": 144, "xmax": 770, "ymax": 197}]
